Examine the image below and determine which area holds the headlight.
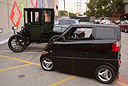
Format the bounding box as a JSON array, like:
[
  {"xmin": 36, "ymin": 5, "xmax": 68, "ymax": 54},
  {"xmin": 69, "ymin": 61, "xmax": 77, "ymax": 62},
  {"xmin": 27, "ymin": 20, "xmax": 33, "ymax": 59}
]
[{"xmin": 12, "ymin": 26, "xmax": 17, "ymax": 30}]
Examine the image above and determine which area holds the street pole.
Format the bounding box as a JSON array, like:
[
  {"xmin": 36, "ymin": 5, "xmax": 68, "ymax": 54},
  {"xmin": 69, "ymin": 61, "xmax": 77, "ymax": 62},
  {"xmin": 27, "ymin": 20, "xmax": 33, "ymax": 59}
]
[
  {"xmin": 64, "ymin": 0, "xmax": 65, "ymax": 11},
  {"xmin": 63, "ymin": 0, "xmax": 65, "ymax": 16}
]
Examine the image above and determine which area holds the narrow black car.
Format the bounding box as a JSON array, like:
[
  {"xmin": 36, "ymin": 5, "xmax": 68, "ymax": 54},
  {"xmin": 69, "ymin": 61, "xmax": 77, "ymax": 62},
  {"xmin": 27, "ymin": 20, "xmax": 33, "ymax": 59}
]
[{"xmin": 40, "ymin": 24, "xmax": 121, "ymax": 84}]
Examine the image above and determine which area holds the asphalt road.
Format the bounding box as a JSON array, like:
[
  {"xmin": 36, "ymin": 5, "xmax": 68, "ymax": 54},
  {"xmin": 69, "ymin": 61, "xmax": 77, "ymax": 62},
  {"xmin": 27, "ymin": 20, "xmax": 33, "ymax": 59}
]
[{"xmin": 0, "ymin": 32, "xmax": 128, "ymax": 86}]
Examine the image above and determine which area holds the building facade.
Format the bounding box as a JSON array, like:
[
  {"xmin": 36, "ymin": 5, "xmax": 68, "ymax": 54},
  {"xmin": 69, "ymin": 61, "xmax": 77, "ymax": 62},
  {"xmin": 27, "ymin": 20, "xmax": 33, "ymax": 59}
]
[{"xmin": 0, "ymin": 0, "xmax": 58, "ymax": 33}]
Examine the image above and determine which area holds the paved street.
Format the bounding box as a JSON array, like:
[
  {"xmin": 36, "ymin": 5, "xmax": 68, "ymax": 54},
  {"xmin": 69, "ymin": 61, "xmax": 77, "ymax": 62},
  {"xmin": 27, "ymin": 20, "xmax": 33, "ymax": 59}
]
[
  {"xmin": 0, "ymin": 32, "xmax": 13, "ymax": 45},
  {"xmin": 0, "ymin": 32, "xmax": 128, "ymax": 86}
]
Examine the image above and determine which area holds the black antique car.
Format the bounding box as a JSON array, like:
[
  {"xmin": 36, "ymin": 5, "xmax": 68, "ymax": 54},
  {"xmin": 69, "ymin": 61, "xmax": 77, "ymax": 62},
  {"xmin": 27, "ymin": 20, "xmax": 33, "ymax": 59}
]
[{"xmin": 8, "ymin": 8, "xmax": 59, "ymax": 52}]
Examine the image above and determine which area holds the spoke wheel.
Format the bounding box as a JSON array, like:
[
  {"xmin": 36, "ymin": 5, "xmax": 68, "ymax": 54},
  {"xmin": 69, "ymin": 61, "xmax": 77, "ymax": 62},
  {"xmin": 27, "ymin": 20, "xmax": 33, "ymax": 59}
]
[
  {"xmin": 8, "ymin": 34, "xmax": 27, "ymax": 52},
  {"xmin": 95, "ymin": 65, "xmax": 116, "ymax": 84},
  {"xmin": 41, "ymin": 57, "xmax": 54, "ymax": 71}
]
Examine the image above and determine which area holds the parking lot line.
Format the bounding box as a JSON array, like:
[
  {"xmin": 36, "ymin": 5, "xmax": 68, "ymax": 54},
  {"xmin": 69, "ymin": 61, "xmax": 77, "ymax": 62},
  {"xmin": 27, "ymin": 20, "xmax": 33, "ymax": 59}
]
[
  {"xmin": 0, "ymin": 64, "xmax": 31, "ymax": 72},
  {"xmin": 0, "ymin": 54, "xmax": 40, "ymax": 66},
  {"xmin": 114, "ymin": 81, "xmax": 128, "ymax": 86},
  {"xmin": 48, "ymin": 75, "xmax": 77, "ymax": 86}
]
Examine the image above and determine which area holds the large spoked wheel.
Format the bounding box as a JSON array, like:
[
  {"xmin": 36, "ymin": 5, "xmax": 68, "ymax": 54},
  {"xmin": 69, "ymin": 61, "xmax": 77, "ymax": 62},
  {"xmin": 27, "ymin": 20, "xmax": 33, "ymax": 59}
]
[
  {"xmin": 95, "ymin": 65, "xmax": 116, "ymax": 84},
  {"xmin": 41, "ymin": 57, "xmax": 54, "ymax": 71},
  {"xmin": 8, "ymin": 34, "xmax": 27, "ymax": 52}
]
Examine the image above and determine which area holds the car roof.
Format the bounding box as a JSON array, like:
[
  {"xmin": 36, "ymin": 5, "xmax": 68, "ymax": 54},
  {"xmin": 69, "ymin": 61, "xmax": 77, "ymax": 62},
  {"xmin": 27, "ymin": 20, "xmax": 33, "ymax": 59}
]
[{"xmin": 70, "ymin": 24, "xmax": 119, "ymax": 28}]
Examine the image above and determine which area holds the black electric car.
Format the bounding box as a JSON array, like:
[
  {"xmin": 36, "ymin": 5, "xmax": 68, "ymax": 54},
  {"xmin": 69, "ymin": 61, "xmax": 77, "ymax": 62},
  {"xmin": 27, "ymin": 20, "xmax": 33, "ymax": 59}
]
[{"xmin": 40, "ymin": 24, "xmax": 121, "ymax": 84}]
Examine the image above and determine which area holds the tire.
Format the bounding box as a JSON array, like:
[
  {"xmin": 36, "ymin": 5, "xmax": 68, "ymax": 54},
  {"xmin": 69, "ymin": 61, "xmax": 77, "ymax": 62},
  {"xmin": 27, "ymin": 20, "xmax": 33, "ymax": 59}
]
[
  {"xmin": 41, "ymin": 57, "xmax": 54, "ymax": 71},
  {"xmin": 49, "ymin": 35, "xmax": 59, "ymax": 43},
  {"xmin": 125, "ymin": 28, "xmax": 128, "ymax": 33},
  {"xmin": 8, "ymin": 34, "xmax": 27, "ymax": 52},
  {"xmin": 95, "ymin": 65, "xmax": 116, "ymax": 84}
]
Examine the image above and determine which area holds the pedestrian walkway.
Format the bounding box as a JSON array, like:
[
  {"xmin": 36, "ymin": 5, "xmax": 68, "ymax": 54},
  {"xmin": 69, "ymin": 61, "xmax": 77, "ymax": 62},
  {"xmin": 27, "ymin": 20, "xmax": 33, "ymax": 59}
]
[{"xmin": 0, "ymin": 31, "xmax": 13, "ymax": 45}]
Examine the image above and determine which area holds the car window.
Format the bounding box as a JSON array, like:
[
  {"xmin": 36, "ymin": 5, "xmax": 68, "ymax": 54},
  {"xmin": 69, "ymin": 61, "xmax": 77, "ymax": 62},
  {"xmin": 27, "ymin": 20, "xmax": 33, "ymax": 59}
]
[
  {"xmin": 96, "ymin": 27, "xmax": 115, "ymax": 39},
  {"xmin": 53, "ymin": 26, "xmax": 62, "ymax": 32},
  {"xmin": 54, "ymin": 20, "xmax": 59, "ymax": 24},
  {"xmin": 25, "ymin": 11, "xmax": 28, "ymax": 24},
  {"xmin": 43, "ymin": 11, "xmax": 52, "ymax": 23},
  {"xmin": 70, "ymin": 20, "xmax": 76, "ymax": 24},
  {"xmin": 61, "ymin": 27, "xmax": 67, "ymax": 32},
  {"xmin": 59, "ymin": 20, "xmax": 70, "ymax": 25},
  {"xmin": 65, "ymin": 27, "xmax": 93, "ymax": 41},
  {"xmin": 58, "ymin": 20, "xmax": 76, "ymax": 25},
  {"xmin": 35, "ymin": 12, "xmax": 39, "ymax": 22},
  {"xmin": 29, "ymin": 11, "xmax": 41, "ymax": 25}
]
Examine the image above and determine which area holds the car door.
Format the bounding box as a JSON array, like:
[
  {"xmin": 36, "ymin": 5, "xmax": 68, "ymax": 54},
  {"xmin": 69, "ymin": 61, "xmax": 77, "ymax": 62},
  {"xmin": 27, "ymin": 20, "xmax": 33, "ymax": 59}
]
[
  {"xmin": 53, "ymin": 26, "xmax": 94, "ymax": 73},
  {"xmin": 53, "ymin": 41, "xmax": 75, "ymax": 72},
  {"xmin": 28, "ymin": 10, "xmax": 41, "ymax": 40},
  {"xmin": 40, "ymin": 10, "xmax": 54, "ymax": 41},
  {"xmin": 74, "ymin": 40, "xmax": 94, "ymax": 74},
  {"xmin": 54, "ymin": 40, "xmax": 93, "ymax": 74}
]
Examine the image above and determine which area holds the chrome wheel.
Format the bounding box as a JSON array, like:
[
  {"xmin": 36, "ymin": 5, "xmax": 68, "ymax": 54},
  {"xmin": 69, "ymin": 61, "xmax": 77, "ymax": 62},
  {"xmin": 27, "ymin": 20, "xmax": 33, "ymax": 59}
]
[
  {"xmin": 95, "ymin": 65, "xmax": 116, "ymax": 84},
  {"xmin": 98, "ymin": 68, "xmax": 112, "ymax": 82},
  {"xmin": 42, "ymin": 58, "xmax": 53, "ymax": 71}
]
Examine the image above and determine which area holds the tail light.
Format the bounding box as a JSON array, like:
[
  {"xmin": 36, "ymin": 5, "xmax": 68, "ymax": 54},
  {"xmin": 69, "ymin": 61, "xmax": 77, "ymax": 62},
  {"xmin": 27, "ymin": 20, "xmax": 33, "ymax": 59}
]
[
  {"xmin": 112, "ymin": 41, "xmax": 120, "ymax": 52},
  {"xmin": 83, "ymin": 30, "xmax": 85, "ymax": 32},
  {"xmin": 104, "ymin": 22, "xmax": 106, "ymax": 23},
  {"xmin": 110, "ymin": 22, "xmax": 112, "ymax": 23}
]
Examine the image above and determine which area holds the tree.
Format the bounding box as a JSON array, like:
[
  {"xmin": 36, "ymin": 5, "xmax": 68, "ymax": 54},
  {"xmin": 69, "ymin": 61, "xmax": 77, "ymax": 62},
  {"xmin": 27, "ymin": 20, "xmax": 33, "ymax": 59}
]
[
  {"xmin": 85, "ymin": 0, "xmax": 125, "ymax": 17},
  {"xmin": 69, "ymin": 12, "xmax": 76, "ymax": 17},
  {"xmin": 58, "ymin": 10, "xmax": 68, "ymax": 16}
]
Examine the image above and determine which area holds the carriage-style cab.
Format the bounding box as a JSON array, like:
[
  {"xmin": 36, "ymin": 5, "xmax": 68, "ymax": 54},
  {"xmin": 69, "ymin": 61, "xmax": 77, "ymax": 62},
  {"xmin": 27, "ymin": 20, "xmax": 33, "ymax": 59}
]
[{"xmin": 8, "ymin": 8, "xmax": 55, "ymax": 52}]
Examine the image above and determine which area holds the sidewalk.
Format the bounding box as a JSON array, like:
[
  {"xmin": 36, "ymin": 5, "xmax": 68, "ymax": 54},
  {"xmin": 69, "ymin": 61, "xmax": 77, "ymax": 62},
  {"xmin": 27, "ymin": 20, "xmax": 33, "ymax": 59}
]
[{"xmin": 0, "ymin": 31, "xmax": 13, "ymax": 45}]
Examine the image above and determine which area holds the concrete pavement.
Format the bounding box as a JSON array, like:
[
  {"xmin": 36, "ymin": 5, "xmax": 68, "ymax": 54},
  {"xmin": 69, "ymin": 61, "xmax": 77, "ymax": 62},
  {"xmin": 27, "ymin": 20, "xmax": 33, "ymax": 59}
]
[{"xmin": 0, "ymin": 31, "xmax": 13, "ymax": 45}]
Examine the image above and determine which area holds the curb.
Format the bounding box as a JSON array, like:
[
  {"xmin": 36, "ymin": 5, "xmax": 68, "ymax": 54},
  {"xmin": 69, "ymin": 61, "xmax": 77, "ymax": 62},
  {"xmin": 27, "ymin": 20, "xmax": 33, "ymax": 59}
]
[{"xmin": 0, "ymin": 39, "xmax": 8, "ymax": 45}]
